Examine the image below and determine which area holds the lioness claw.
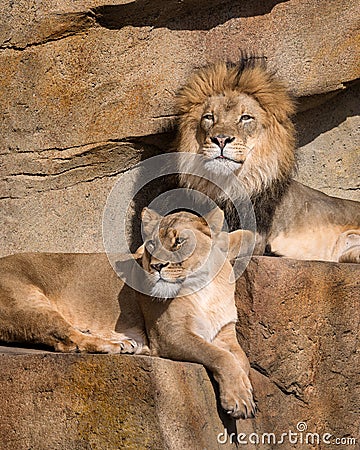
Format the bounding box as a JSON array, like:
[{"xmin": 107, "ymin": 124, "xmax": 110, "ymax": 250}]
[{"xmin": 119, "ymin": 338, "xmax": 138, "ymax": 354}]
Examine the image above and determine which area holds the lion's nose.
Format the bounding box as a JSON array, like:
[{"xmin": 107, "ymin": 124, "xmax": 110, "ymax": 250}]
[
  {"xmin": 151, "ymin": 262, "xmax": 169, "ymax": 272},
  {"xmin": 210, "ymin": 134, "xmax": 235, "ymax": 150}
]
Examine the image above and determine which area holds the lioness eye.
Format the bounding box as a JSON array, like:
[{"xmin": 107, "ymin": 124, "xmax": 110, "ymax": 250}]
[
  {"xmin": 239, "ymin": 114, "xmax": 253, "ymax": 122},
  {"xmin": 147, "ymin": 240, "xmax": 155, "ymax": 251}
]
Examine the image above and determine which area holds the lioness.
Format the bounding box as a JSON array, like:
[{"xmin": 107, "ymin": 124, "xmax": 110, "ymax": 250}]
[
  {"xmin": 116, "ymin": 207, "xmax": 256, "ymax": 419},
  {"xmin": 176, "ymin": 56, "xmax": 360, "ymax": 262},
  {"xmin": 0, "ymin": 208, "xmax": 255, "ymax": 419}
]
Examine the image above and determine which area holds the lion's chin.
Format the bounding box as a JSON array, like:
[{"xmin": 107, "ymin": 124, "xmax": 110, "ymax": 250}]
[
  {"xmin": 203, "ymin": 157, "xmax": 242, "ymax": 176},
  {"xmin": 150, "ymin": 279, "xmax": 182, "ymax": 300}
]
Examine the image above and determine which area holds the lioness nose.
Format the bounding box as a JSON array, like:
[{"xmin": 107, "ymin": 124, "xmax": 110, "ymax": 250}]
[
  {"xmin": 151, "ymin": 262, "xmax": 169, "ymax": 272},
  {"xmin": 210, "ymin": 134, "xmax": 235, "ymax": 150}
]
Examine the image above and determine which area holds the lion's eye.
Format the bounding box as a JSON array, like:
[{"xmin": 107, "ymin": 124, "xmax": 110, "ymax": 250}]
[
  {"xmin": 174, "ymin": 237, "xmax": 185, "ymax": 247},
  {"xmin": 202, "ymin": 113, "xmax": 214, "ymax": 121},
  {"xmin": 239, "ymin": 114, "xmax": 253, "ymax": 122}
]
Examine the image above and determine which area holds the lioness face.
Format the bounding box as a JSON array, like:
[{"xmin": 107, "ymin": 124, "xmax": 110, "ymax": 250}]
[
  {"xmin": 142, "ymin": 211, "xmax": 213, "ymax": 299},
  {"xmin": 194, "ymin": 93, "xmax": 266, "ymax": 176}
]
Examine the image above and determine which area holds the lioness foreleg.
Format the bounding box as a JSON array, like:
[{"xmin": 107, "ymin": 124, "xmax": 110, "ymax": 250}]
[
  {"xmin": 212, "ymin": 323, "xmax": 255, "ymax": 418},
  {"xmin": 340, "ymin": 246, "xmax": 360, "ymax": 263},
  {"xmin": 162, "ymin": 330, "xmax": 255, "ymax": 419},
  {"xmin": 212, "ymin": 322, "xmax": 250, "ymax": 375}
]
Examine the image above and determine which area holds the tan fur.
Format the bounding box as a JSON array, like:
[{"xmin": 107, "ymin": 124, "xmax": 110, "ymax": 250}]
[
  {"xmin": 176, "ymin": 58, "xmax": 360, "ymax": 262},
  {"xmin": 117, "ymin": 207, "xmax": 256, "ymax": 419},
  {"xmin": 0, "ymin": 253, "xmax": 137, "ymax": 353},
  {"xmin": 0, "ymin": 210, "xmax": 256, "ymax": 419}
]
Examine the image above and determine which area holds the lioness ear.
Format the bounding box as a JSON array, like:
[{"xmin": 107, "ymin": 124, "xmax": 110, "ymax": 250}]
[
  {"xmin": 133, "ymin": 243, "xmax": 145, "ymax": 259},
  {"xmin": 141, "ymin": 207, "xmax": 162, "ymax": 237},
  {"xmin": 217, "ymin": 230, "xmax": 256, "ymax": 260},
  {"xmin": 204, "ymin": 207, "xmax": 224, "ymax": 233}
]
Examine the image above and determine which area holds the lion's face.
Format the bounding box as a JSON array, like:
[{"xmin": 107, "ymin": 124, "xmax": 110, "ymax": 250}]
[
  {"xmin": 195, "ymin": 92, "xmax": 267, "ymax": 177},
  {"xmin": 176, "ymin": 60, "xmax": 296, "ymax": 198}
]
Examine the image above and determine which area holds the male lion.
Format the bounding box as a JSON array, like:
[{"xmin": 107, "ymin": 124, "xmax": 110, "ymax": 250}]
[
  {"xmin": 176, "ymin": 57, "xmax": 360, "ymax": 262},
  {"xmin": 116, "ymin": 207, "xmax": 256, "ymax": 419}
]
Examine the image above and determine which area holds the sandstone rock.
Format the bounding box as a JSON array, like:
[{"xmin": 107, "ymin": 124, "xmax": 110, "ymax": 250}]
[
  {"xmin": 0, "ymin": 352, "xmax": 230, "ymax": 450},
  {"xmin": 295, "ymin": 82, "xmax": 360, "ymax": 201},
  {"xmin": 236, "ymin": 257, "xmax": 360, "ymax": 446},
  {"xmin": 0, "ymin": 256, "xmax": 359, "ymax": 449},
  {"xmin": 0, "ymin": 137, "xmax": 169, "ymax": 255},
  {"xmin": 1, "ymin": 0, "xmax": 359, "ymax": 151},
  {"xmin": 0, "ymin": 1, "xmax": 359, "ymax": 256}
]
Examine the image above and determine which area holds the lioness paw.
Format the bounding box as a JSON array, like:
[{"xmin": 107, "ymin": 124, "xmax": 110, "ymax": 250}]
[
  {"xmin": 221, "ymin": 373, "xmax": 256, "ymax": 419},
  {"xmin": 222, "ymin": 391, "xmax": 256, "ymax": 419},
  {"xmin": 339, "ymin": 245, "xmax": 360, "ymax": 263},
  {"xmin": 119, "ymin": 338, "xmax": 138, "ymax": 354}
]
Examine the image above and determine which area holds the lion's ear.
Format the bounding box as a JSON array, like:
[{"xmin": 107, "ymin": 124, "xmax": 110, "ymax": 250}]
[
  {"xmin": 204, "ymin": 207, "xmax": 224, "ymax": 233},
  {"xmin": 217, "ymin": 230, "xmax": 256, "ymax": 260},
  {"xmin": 141, "ymin": 208, "xmax": 162, "ymax": 237}
]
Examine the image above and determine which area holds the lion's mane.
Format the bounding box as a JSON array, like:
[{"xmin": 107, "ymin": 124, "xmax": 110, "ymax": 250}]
[{"xmin": 175, "ymin": 58, "xmax": 297, "ymax": 231}]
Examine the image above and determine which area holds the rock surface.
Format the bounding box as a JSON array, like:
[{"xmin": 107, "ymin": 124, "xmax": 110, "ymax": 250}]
[
  {"xmin": 295, "ymin": 83, "xmax": 359, "ymax": 201},
  {"xmin": 1, "ymin": 0, "xmax": 359, "ymax": 257},
  {"xmin": 0, "ymin": 256, "xmax": 359, "ymax": 449},
  {"xmin": 236, "ymin": 257, "xmax": 360, "ymax": 448},
  {"xmin": 0, "ymin": 352, "xmax": 230, "ymax": 450}
]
